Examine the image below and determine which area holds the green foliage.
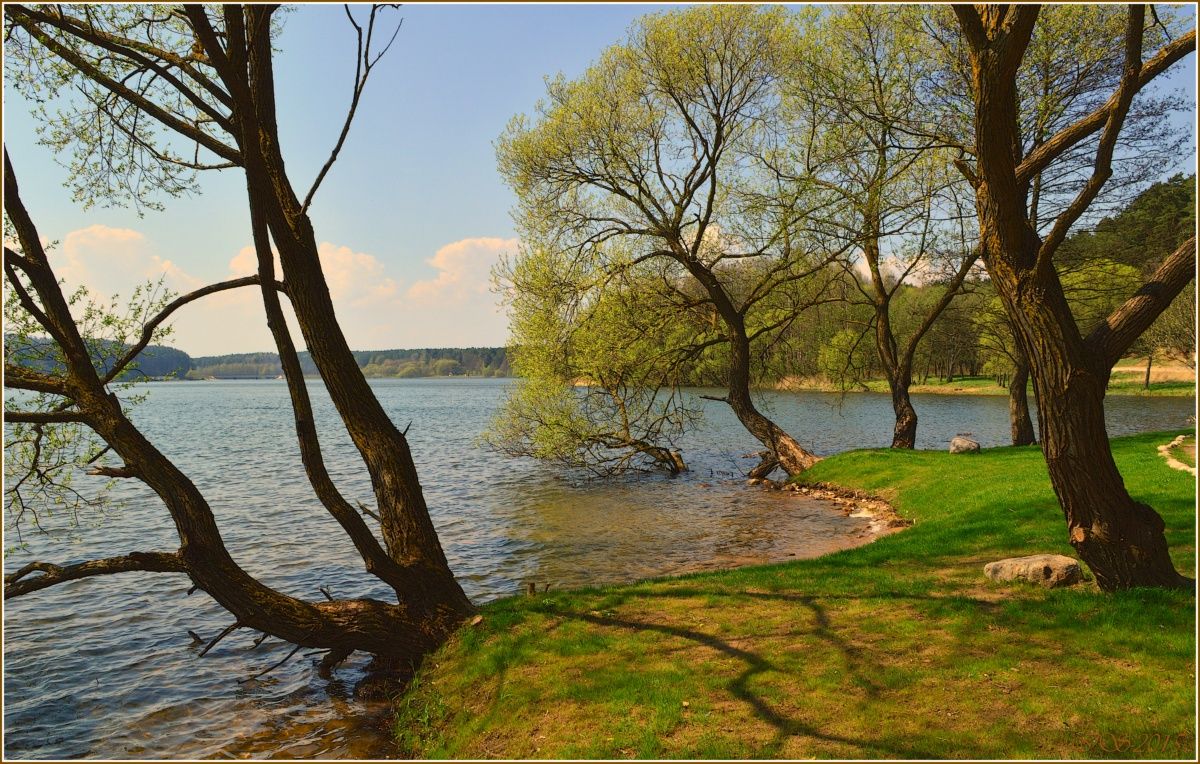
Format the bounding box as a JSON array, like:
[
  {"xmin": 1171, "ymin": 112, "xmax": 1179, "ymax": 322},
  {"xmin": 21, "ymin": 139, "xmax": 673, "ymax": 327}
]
[
  {"xmin": 484, "ymin": 245, "xmax": 701, "ymax": 474},
  {"xmin": 4, "ymin": 259, "xmax": 175, "ymax": 548},
  {"xmin": 818, "ymin": 328, "xmax": 875, "ymax": 391}
]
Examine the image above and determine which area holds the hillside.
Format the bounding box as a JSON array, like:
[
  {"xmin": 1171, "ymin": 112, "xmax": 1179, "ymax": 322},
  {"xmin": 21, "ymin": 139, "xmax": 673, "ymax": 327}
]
[{"xmin": 187, "ymin": 347, "xmax": 509, "ymax": 379}]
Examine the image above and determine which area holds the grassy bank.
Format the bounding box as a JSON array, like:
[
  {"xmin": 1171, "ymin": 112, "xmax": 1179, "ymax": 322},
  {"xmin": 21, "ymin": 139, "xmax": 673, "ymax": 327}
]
[
  {"xmin": 395, "ymin": 431, "xmax": 1196, "ymax": 759},
  {"xmin": 778, "ymin": 373, "xmax": 1195, "ymax": 397}
]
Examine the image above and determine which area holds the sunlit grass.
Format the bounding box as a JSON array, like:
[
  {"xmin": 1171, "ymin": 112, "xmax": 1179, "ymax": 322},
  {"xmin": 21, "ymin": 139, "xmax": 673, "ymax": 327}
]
[
  {"xmin": 395, "ymin": 431, "xmax": 1196, "ymax": 759},
  {"xmin": 801, "ymin": 374, "xmax": 1195, "ymax": 397}
]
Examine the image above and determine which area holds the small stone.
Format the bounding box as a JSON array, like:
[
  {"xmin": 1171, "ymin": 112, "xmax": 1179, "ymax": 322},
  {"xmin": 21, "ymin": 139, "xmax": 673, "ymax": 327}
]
[
  {"xmin": 469, "ymin": 615, "xmax": 484, "ymax": 626},
  {"xmin": 984, "ymin": 554, "xmax": 1083, "ymax": 588},
  {"xmin": 949, "ymin": 436, "xmax": 981, "ymax": 454},
  {"xmin": 681, "ymin": 700, "xmax": 690, "ymax": 708}
]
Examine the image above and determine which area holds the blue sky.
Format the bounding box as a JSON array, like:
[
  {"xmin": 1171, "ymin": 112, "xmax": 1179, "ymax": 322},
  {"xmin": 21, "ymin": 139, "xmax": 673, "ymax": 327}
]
[{"xmin": 3, "ymin": 3, "xmax": 1196, "ymax": 355}]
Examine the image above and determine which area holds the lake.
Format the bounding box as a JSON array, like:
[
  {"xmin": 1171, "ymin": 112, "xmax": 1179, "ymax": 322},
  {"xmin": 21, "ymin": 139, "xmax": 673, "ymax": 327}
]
[{"xmin": 2, "ymin": 379, "xmax": 1193, "ymax": 758}]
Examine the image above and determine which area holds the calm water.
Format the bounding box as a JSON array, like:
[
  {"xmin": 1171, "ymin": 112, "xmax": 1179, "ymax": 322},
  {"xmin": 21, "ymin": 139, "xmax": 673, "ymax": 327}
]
[{"xmin": 3, "ymin": 379, "xmax": 1193, "ymax": 758}]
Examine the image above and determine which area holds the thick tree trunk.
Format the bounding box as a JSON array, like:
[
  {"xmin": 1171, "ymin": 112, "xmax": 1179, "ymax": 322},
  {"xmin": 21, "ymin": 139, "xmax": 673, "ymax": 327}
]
[
  {"xmin": 889, "ymin": 378, "xmax": 918, "ymax": 449},
  {"xmin": 727, "ymin": 330, "xmax": 819, "ymax": 475},
  {"xmin": 233, "ymin": 11, "xmax": 472, "ymax": 623},
  {"xmin": 993, "ymin": 250, "xmax": 1184, "ymax": 588},
  {"xmin": 955, "ymin": 5, "xmax": 1189, "ymax": 590},
  {"xmin": 1009, "ymin": 355, "xmax": 1036, "ymax": 446}
]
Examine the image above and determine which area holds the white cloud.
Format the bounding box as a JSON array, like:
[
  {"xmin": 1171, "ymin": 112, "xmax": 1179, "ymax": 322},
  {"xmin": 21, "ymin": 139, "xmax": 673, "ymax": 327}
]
[
  {"xmin": 407, "ymin": 237, "xmax": 516, "ymax": 304},
  {"xmin": 54, "ymin": 224, "xmax": 205, "ymax": 297},
  {"xmin": 41, "ymin": 226, "xmax": 515, "ymax": 355}
]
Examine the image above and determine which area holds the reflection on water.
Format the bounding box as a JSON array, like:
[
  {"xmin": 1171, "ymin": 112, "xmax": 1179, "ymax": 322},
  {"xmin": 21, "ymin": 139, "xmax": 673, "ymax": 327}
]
[{"xmin": 3, "ymin": 379, "xmax": 1193, "ymax": 758}]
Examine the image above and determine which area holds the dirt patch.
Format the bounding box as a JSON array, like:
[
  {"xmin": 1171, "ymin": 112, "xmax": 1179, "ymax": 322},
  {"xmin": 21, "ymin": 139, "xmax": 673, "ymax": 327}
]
[
  {"xmin": 1157, "ymin": 434, "xmax": 1197, "ymax": 476},
  {"xmin": 784, "ymin": 481, "xmax": 911, "ymax": 537},
  {"xmin": 1111, "ymin": 358, "xmax": 1197, "ymax": 383}
]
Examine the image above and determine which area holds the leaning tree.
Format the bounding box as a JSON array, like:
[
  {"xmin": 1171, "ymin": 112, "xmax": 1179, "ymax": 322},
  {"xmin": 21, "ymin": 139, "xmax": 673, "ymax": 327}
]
[
  {"xmin": 949, "ymin": 4, "xmax": 1196, "ymax": 590},
  {"xmin": 4, "ymin": 4, "xmax": 473, "ymax": 671},
  {"xmin": 496, "ymin": 4, "xmax": 851, "ymax": 477}
]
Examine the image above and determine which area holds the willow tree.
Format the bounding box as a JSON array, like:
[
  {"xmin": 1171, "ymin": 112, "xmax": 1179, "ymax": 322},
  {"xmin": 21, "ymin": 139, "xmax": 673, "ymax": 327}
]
[
  {"xmin": 783, "ymin": 4, "xmax": 982, "ymax": 448},
  {"xmin": 4, "ymin": 4, "xmax": 472, "ymax": 671},
  {"xmin": 496, "ymin": 5, "xmax": 847, "ymax": 477},
  {"xmin": 485, "ymin": 245, "xmax": 697, "ymax": 475},
  {"xmin": 950, "ymin": 5, "xmax": 1196, "ymax": 590}
]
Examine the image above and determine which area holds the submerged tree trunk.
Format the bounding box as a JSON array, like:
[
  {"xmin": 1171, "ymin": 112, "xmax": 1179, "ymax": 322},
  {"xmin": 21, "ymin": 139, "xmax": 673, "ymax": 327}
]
[
  {"xmin": 1008, "ymin": 355, "xmax": 1036, "ymax": 446},
  {"xmin": 726, "ymin": 328, "xmax": 820, "ymax": 475}
]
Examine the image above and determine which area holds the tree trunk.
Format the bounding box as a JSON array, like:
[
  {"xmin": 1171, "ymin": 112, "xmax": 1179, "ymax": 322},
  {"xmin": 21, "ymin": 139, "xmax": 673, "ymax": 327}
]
[
  {"xmin": 726, "ymin": 329, "xmax": 819, "ymax": 475},
  {"xmin": 955, "ymin": 5, "xmax": 1189, "ymax": 590},
  {"xmin": 889, "ymin": 378, "xmax": 918, "ymax": 449},
  {"xmin": 232, "ymin": 11, "xmax": 472, "ymax": 623},
  {"xmin": 1009, "ymin": 355, "xmax": 1036, "ymax": 446},
  {"xmin": 675, "ymin": 247, "xmax": 819, "ymax": 477},
  {"xmin": 991, "ymin": 247, "xmax": 1183, "ymax": 588},
  {"xmin": 1144, "ymin": 352, "xmax": 1153, "ymax": 389}
]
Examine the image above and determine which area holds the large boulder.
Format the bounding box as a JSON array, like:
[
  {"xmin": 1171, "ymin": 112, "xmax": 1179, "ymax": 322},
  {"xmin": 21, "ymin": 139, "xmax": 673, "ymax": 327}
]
[
  {"xmin": 949, "ymin": 436, "xmax": 980, "ymax": 454},
  {"xmin": 984, "ymin": 554, "xmax": 1083, "ymax": 588}
]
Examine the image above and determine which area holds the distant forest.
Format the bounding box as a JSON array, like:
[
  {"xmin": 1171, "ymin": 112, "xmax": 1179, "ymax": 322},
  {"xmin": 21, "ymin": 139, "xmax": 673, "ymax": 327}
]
[
  {"xmin": 188, "ymin": 347, "xmax": 510, "ymax": 379},
  {"xmin": 5, "ymin": 336, "xmax": 193, "ymax": 380},
  {"xmin": 5, "ymin": 338, "xmax": 509, "ymax": 380}
]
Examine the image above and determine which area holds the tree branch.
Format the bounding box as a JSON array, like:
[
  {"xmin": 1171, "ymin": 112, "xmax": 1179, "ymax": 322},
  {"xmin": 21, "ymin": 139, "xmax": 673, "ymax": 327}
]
[
  {"xmin": 100, "ymin": 275, "xmax": 287, "ymax": 385},
  {"xmin": 300, "ymin": 7, "xmax": 402, "ymax": 216},
  {"xmin": 4, "ymin": 551, "xmax": 187, "ymax": 598},
  {"xmin": 1086, "ymin": 236, "xmax": 1196, "ymax": 368},
  {"xmin": 8, "ymin": 5, "xmax": 242, "ymax": 164},
  {"xmin": 3, "ymin": 365, "xmax": 70, "ymax": 396},
  {"xmin": 4, "ymin": 410, "xmax": 90, "ymax": 425},
  {"xmin": 1016, "ymin": 28, "xmax": 1196, "ymax": 186},
  {"xmin": 1035, "ymin": 6, "xmax": 1146, "ymax": 270}
]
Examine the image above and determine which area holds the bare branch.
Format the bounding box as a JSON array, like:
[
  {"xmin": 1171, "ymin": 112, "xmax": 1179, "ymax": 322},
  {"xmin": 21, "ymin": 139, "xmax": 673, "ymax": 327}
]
[
  {"xmin": 1086, "ymin": 236, "xmax": 1196, "ymax": 368},
  {"xmin": 1016, "ymin": 28, "xmax": 1197, "ymax": 186},
  {"xmin": 4, "ymin": 410, "xmax": 90, "ymax": 425},
  {"xmin": 198, "ymin": 621, "xmax": 242, "ymax": 657},
  {"xmin": 299, "ymin": 6, "xmax": 403, "ymax": 215},
  {"xmin": 4, "ymin": 551, "xmax": 187, "ymax": 598},
  {"xmin": 100, "ymin": 275, "xmax": 287, "ymax": 385}
]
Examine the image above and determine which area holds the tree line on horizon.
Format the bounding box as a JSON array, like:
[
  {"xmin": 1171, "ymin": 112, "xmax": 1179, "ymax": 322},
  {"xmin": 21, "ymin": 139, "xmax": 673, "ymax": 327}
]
[{"xmin": 188, "ymin": 346, "xmax": 511, "ymax": 379}]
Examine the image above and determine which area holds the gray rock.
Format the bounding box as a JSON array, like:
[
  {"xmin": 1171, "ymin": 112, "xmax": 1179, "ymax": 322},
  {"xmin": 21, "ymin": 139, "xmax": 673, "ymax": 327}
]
[
  {"xmin": 949, "ymin": 436, "xmax": 980, "ymax": 454},
  {"xmin": 984, "ymin": 554, "xmax": 1083, "ymax": 588}
]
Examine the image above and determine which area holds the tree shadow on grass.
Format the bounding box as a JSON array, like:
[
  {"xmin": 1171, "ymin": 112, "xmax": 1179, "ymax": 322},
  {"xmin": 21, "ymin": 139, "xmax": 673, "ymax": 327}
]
[{"xmin": 562, "ymin": 597, "xmax": 938, "ymax": 759}]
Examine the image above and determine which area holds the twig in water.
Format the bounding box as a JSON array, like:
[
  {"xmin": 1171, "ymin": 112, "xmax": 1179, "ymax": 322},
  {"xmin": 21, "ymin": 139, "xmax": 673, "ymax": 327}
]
[
  {"xmin": 199, "ymin": 621, "xmax": 242, "ymax": 657},
  {"xmin": 238, "ymin": 644, "xmax": 302, "ymax": 683}
]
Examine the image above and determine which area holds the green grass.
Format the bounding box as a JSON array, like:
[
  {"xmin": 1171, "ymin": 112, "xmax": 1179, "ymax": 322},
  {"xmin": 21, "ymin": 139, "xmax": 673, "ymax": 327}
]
[
  {"xmin": 395, "ymin": 431, "xmax": 1196, "ymax": 759},
  {"xmin": 786, "ymin": 374, "xmax": 1194, "ymax": 397}
]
